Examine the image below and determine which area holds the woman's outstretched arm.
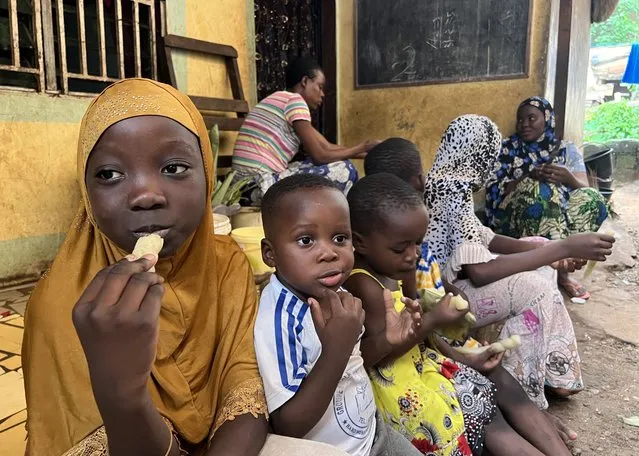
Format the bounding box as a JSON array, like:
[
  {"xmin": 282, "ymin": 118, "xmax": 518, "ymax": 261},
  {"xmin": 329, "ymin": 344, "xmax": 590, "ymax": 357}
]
[
  {"xmin": 293, "ymin": 120, "xmax": 376, "ymax": 164},
  {"xmin": 463, "ymin": 232, "xmax": 614, "ymax": 287}
]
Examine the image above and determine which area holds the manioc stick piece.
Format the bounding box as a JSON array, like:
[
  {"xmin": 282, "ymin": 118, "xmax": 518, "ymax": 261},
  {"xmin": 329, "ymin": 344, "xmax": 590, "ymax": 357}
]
[
  {"xmin": 131, "ymin": 234, "xmax": 164, "ymax": 272},
  {"xmin": 454, "ymin": 345, "xmax": 491, "ymax": 356},
  {"xmin": 454, "ymin": 335, "xmax": 521, "ymax": 356},
  {"xmin": 419, "ymin": 289, "xmax": 470, "ymax": 311},
  {"xmin": 499, "ymin": 334, "xmax": 521, "ymax": 349},
  {"xmin": 582, "ymin": 260, "xmax": 597, "ymax": 279},
  {"xmin": 583, "ymin": 230, "xmax": 616, "ymax": 279},
  {"xmin": 450, "ymin": 295, "xmax": 469, "ymax": 311},
  {"xmin": 418, "ymin": 288, "xmax": 446, "ymax": 311},
  {"xmin": 419, "ymin": 288, "xmax": 475, "ymax": 324}
]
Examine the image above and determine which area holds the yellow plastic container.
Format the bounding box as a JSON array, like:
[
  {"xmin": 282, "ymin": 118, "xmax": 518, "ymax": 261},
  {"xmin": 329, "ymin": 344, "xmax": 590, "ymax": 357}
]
[
  {"xmin": 231, "ymin": 226, "xmax": 273, "ymax": 275},
  {"xmin": 231, "ymin": 207, "xmax": 262, "ymax": 229}
]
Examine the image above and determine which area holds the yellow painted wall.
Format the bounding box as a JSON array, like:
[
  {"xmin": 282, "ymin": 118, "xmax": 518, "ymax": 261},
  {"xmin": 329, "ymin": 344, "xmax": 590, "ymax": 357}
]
[
  {"xmin": 336, "ymin": 0, "xmax": 552, "ymax": 170},
  {"xmin": 0, "ymin": 0, "xmax": 559, "ymax": 286},
  {"xmin": 0, "ymin": 0, "xmax": 255, "ymax": 286},
  {"xmin": 0, "ymin": 94, "xmax": 90, "ymax": 286},
  {"xmin": 181, "ymin": 0, "xmax": 256, "ymax": 156}
]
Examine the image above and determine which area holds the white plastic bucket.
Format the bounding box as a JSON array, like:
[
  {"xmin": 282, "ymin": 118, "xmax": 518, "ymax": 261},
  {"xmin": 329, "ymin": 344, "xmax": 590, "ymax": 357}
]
[{"xmin": 213, "ymin": 213, "xmax": 232, "ymax": 235}]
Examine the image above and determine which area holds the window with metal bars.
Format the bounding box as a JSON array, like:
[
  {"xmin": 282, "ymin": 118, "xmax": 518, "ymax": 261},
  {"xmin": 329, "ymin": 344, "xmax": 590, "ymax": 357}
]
[{"xmin": 0, "ymin": 0, "xmax": 166, "ymax": 95}]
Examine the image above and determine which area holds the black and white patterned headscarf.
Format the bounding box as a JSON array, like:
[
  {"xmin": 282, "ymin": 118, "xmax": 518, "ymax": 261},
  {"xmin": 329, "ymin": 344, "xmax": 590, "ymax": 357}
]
[{"xmin": 424, "ymin": 115, "xmax": 502, "ymax": 266}]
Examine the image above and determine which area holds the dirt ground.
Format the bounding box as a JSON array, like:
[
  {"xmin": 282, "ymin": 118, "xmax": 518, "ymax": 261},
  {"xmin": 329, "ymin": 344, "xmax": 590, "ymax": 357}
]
[{"xmin": 550, "ymin": 180, "xmax": 639, "ymax": 456}]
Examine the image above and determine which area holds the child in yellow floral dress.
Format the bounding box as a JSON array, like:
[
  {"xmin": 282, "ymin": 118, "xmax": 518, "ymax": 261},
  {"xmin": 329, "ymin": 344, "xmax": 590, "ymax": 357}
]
[{"xmin": 344, "ymin": 173, "xmax": 573, "ymax": 456}]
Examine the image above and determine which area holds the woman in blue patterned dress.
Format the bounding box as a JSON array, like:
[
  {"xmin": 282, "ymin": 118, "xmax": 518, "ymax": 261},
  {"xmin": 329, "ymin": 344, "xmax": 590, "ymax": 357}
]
[{"xmin": 485, "ymin": 97, "xmax": 609, "ymax": 299}]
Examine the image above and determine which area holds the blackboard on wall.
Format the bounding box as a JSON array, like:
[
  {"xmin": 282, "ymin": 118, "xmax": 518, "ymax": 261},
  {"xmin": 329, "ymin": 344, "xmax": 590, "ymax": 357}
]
[{"xmin": 355, "ymin": 0, "xmax": 531, "ymax": 88}]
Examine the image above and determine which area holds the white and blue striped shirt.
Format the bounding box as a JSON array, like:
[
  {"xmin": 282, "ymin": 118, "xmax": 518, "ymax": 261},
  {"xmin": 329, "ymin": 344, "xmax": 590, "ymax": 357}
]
[{"xmin": 254, "ymin": 274, "xmax": 376, "ymax": 455}]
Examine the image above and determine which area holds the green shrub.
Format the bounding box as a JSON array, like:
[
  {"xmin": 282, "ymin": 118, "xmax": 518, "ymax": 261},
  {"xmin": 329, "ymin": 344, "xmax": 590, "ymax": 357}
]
[{"xmin": 584, "ymin": 100, "xmax": 639, "ymax": 142}]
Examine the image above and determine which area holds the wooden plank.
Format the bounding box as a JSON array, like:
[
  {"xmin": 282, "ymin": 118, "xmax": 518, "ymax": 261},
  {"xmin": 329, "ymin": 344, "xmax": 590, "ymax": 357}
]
[
  {"xmin": 226, "ymin": 57, "xmax": 245, "ymax": 108},
  {"xmin": 0, "ymin": 65, "xmax": 39, "ymax": 74},
  {"xmin": 163, "ymin": 34, "xmax": 238, "ymax": 58},
  {"xmin": 216, "ymin": 155, "xmax": 233, "ymax": 169},
  {"xmin": 9, "ymin": 0, "xmax": 20, "ymax": 66},
  {"xmin": 133, "ymin": 0, "xmax": 141, "ymax": 77},
  {"xmin": 115, "ymin": 0, "xmax": 125, "ymax": 78},
  {"xmin": 319, "ymin": 0, "xmax": 337, "ymax": 143},
  {"xmin": 149, "ymin": 2, "xmax": 157, "ymax": 79},
  {"xmin": 68, "ymin": 90, "xmax": 106, "ymax": 97},
  {"xmin": 41, "ymin": 0, "xmax": 57, "ymax": 91},
  {"xmin": 160, "ymin": 0, "xmax": 166, "ymax": 35},
  {"xmin": 202, "ymin": 115, "xmax": 244, "ymax": 131},
  {"xmin": 554, "ymin": 0, "xmax": 573, "ymax": 140},
  {"xmin": 190, "ymin": 96, "xmax": 249, "ymax": 114},
  {"xmin": 77, "ymin": 0, "xmax": 88, "ymax": 75},
  {"xmin": 164, "ymin": 44, "xmax": 177, "ymax": 87},
  {"xmin": 97, "ymin": 0, "xmax": 107, "ymax": 77},
  {"xmin": 32, "ymin": 0, "xmax": 45, "ymax": 91},
  {"xmin": 56, "ymin": 0, "xmax": 69, "ymax": 93},
  {"xmin": 66, "ymin": 72, "xmax": 119, "ymax": 82},
  {"xmin": 0, "ymin": 85, "xmax": 36, "ymax": 93}
]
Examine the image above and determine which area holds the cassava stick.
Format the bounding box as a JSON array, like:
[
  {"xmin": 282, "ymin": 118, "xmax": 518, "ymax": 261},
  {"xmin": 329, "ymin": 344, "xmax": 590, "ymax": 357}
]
[
  {"xmin": 453, "ymin": 335, "xmax": 522, "ymax": 356},
  {"xmin": 583, "ymin": 229, "xmax": 616, "ymax": 279},
  {"xmin": 131, "ymin": 234, "xmax": 164, "ymax": 272}
]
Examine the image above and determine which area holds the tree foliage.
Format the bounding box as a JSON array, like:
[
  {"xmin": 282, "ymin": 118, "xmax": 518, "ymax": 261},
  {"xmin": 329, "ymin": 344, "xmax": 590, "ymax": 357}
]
[{"xmin": 591, "ymin": 0, "xmax": 639, "ymax": 47}]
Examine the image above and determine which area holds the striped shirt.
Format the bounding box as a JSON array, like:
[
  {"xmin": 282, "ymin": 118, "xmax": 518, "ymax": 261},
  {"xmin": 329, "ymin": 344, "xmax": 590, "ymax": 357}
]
[
  {"xmin": 254, "ymin": 275, "xmax": 376, "ymax": 456},
  {"xmin": 232, "ymin": 91, "xmax": 312, "ymax": 175}
]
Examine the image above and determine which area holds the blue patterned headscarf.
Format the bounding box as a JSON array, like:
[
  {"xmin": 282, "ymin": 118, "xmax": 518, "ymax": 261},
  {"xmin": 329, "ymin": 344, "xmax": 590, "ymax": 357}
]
[{"xmin": 485, "ymin": 96, "xmax": 567, "ymax": 227}]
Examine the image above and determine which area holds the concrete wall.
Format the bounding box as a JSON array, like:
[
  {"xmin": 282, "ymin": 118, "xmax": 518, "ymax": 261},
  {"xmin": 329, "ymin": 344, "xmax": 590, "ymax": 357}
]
[
  {"xmin": 0, "ymin": 0, "xmax": 256, "ymax": 286},
  {"xmin": 336, "ymin": 0, "xmax": 553, "ymax": 170}
]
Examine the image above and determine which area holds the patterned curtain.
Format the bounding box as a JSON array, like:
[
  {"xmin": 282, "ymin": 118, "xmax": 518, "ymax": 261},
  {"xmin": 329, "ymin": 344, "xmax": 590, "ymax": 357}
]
[{"xmin": 254, "ymin": 0, "xmax": 320, "ymax": 102}]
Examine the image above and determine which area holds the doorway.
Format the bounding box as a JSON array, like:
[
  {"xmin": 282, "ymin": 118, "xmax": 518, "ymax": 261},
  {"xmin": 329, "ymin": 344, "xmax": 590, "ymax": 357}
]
[{"xmin": 253, "ymin": 0, "xmax": 337, "ymax": 142}]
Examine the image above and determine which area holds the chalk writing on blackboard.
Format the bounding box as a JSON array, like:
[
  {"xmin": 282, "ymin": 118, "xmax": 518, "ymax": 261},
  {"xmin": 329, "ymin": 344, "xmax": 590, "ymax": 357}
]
[
  {"xmin": 391, "ymin": 45, "xmax": 418, "ymax": 82},
  {"xmin": 425, "ymin": 12, "xmax": 459, "ymax": 50},
  {"xmin": 356, "ymin": 0, "xmax": 531, "ymax": 88}
]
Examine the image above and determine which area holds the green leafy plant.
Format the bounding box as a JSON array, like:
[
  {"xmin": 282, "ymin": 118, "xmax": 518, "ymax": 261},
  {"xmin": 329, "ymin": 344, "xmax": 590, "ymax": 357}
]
[
  {"xmin": 208, "ymin": 124, "xmax": 254, "ymax": 208},
  {"xmin": 591, "ymin": 0, "xmax": 639, "ymax": 46},
  {"xmin": 584, "ymin": 100, "xmax": 639, "ymax": 142},
  {"xmin": 209, "ymin": 123, "xmax": 220, "ymax": 172},
  {"xmin": 212, "ymin": 172, "xmax": 253, "ymax": 206}
]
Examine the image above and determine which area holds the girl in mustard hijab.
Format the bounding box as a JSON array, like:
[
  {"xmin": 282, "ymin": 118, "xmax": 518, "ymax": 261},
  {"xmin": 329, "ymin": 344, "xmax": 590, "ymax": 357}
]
[{"xmin": 22, "ymin": 79, "xmax": 275, "ymax": 456}]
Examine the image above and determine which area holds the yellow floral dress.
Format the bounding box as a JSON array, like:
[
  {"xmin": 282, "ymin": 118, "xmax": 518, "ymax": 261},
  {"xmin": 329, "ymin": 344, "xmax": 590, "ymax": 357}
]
[{"xmin": 350, "ymin": 269, "xmax": 473, "ymax": 456}]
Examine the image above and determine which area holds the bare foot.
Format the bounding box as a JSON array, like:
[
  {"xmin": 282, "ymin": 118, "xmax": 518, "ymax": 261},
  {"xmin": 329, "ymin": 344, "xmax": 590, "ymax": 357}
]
[
  {"xmin": 546, "ymin": 386, "xmax": 582, "ymax": 398},
  {"xmin": 544, "ymin": 411, "xmax": 578, "ymax": 443},
  {"xmin": 558, "ymin": 273, "xmax": 590, "ymax": 300}
]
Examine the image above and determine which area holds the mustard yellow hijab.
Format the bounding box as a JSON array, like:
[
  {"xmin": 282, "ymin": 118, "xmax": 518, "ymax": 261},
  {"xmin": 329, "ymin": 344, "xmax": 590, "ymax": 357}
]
[{"xmin": 22, "ymin": 79, "xmax": 266, "ymax": 455}]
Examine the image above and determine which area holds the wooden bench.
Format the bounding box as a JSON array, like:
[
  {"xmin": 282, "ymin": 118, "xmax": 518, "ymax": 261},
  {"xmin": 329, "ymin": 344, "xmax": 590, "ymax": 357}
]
[{"xmin": 163, "ymin": 34, "xmax": 249, "ymax": 173}]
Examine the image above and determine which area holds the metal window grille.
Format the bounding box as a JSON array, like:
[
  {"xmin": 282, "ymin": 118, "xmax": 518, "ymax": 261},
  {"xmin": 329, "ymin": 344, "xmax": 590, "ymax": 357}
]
[
  {"xmin": 0, "ymin": 0, "xmax": 45, "ymax": 91},
  {"xmin": 0, "ymin": 0, "xmax": 164, "ymax": 94}
]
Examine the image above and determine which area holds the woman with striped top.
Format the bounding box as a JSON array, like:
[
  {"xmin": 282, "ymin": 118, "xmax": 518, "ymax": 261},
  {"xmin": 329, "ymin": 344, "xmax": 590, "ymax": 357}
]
[{"xmin": 232, "ymin": 57, "xmax": 379, "ymax": 202}]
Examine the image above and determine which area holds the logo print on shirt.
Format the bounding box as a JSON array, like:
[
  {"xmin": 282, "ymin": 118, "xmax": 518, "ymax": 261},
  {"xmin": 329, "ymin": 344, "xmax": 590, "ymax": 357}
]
[{"xmin": 333, "ymin": 372, "xmax": 375, "ymax": 439}]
